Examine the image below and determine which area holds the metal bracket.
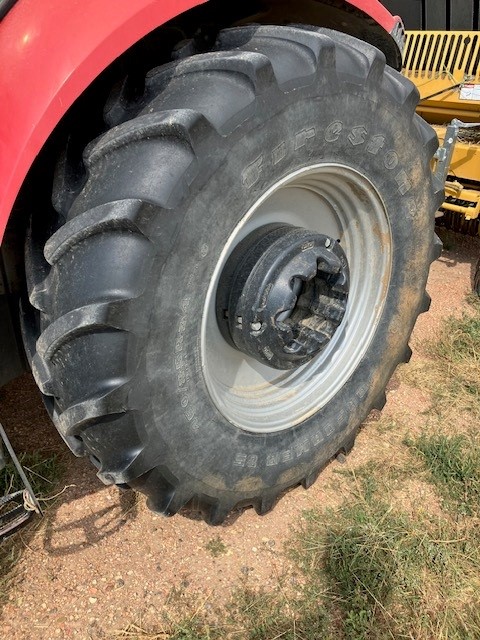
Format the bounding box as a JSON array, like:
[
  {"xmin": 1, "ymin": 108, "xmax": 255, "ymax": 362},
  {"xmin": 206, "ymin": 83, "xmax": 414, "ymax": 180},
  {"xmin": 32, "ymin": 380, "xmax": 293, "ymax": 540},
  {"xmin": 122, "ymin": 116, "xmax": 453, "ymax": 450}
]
[
  {"xmin": 0, "ymin": 422, "xmax": 43, "ymax": 539},
  {"xmin": 434, "ymin": 119, "xmax": 480, "ymax": 184}
]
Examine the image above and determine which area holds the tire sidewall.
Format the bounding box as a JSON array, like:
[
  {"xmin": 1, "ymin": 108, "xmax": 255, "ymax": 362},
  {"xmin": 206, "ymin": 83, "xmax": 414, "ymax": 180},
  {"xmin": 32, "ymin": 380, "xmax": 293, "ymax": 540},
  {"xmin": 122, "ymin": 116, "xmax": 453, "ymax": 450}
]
[{"xmin": 143, "ymin": 84, "xmax": 434, "ymax": 493}]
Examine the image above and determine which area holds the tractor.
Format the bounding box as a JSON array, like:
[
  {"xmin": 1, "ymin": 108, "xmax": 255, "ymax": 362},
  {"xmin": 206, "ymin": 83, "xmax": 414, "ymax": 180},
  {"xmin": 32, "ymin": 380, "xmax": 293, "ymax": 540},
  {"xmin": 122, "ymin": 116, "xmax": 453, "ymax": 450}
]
[{"xmin": 0, "ymin": 0, "xmax": 443, "ymax": 532}]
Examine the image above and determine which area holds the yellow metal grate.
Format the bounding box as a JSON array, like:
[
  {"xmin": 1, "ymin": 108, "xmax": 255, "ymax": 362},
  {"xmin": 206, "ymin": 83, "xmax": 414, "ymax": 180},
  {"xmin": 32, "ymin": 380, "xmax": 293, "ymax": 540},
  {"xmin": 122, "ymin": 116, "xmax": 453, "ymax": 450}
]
[
  {"xmin": 403, "ymin": 32, "xmax": 480, "ymax": 237},
  {"xmin": 404, "ymin": 31, "xmax": 480, "ymax": 80},
  {"xmin": 403, "ymin": 31, "xmax": 480, "ymax": 122}
]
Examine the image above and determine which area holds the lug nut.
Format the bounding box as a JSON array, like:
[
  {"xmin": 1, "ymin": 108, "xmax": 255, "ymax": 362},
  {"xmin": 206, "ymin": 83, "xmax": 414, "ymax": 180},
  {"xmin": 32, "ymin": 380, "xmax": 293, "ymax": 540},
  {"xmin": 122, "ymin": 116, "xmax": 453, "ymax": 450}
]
[{"xmin": 216, "ymin": 224, "xmax": 349, "ymax": 370}]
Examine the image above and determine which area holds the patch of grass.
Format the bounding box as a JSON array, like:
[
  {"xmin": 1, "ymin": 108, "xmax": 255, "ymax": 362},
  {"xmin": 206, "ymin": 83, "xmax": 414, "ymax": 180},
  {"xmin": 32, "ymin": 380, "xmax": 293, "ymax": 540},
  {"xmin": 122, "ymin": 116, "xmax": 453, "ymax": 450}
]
[
  {"xmin": 372, "ymin": 416, "xmax": 400, "ymax": 434},
  {"xmin": 115, "ymin": 618, "xmax": 219, "ymax": 640},
  {"xmin": 407, "ymin": 434, "xmax": 480, "ymax": 516},
  {"xmin": 290, "ymin": 460, "xmax": 480, "ymax": 640},
  {"xmin": 204, "ymin": 535, "xmax": 227, "ymax": 558},
  {"xmin": 161, "ymin": 616, "xmax": 218, "ymax": 640},
  {"xmin": 334, "ymin": 458, "xmax": 414, "ymax": 504},
  {"xmin": 168, "ymin": 625, "xmax": 213, "ymax": 640},
  {"xmin": 116, "ymin": 586, "xmax": 329, "ymax": 640},
  {"xmin": 1, "ymin": 450, "xmax": 63, "ymax": 499},
  {"xmin": 293, "ymin": 503, "xmax": 412, "ymax": 639},
  {"xmin": 324, "ymin": 506, "xmax": 400, "ymax": 637},
  {"xmin": 0, "ymin": 450, "xmax": 64, "ymax": 606},
  {"xmin": 404, "ymin": 296, "xmax": 480, "ymax": 422},
  {"xmin": 227, "ymin": 586, "xmax": 330, "ymax": 640}
]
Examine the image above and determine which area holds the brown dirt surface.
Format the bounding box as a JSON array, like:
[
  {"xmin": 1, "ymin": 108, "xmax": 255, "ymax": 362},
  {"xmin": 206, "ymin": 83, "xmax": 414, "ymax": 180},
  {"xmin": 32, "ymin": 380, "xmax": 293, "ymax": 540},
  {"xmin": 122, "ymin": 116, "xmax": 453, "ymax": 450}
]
[{"xmin": 0, "ymin": 229, "xmax": 479, "ymax": 639}]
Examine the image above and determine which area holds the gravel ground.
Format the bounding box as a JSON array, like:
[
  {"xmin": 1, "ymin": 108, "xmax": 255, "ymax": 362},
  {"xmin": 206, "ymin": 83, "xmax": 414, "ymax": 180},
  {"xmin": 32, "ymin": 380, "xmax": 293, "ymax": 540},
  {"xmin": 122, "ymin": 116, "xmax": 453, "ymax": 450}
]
[{"xmin": 0, "ymin": 230, "xmax": 479, "ymax": 639}]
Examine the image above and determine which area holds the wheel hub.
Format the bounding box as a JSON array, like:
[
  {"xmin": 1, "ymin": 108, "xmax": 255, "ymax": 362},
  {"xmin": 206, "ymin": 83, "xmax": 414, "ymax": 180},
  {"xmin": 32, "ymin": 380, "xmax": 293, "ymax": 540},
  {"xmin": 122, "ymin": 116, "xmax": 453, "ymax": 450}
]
[{"xmin": 216, "ymin": 224, "xmax": 350, "ymax": 370}]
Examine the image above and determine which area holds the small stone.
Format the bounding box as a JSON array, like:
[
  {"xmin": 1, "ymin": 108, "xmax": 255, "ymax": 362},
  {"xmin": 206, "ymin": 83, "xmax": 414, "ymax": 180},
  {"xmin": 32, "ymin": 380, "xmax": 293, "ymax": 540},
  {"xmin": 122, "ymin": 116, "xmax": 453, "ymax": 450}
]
[{"xmin": 88, "ymin": 597, "xmax": 97, "ymax": 604}]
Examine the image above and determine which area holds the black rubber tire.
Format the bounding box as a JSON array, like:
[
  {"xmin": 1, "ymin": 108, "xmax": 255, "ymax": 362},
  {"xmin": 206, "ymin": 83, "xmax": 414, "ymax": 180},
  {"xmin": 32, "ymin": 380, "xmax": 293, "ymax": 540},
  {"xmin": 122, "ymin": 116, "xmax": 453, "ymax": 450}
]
[
  {"xmin": 474, "ymin": 258, "xmax": 480, "ymax": 296},
  {"xmin": 25, "ymin": 26, "xmax": 444, "ymax": 524}
]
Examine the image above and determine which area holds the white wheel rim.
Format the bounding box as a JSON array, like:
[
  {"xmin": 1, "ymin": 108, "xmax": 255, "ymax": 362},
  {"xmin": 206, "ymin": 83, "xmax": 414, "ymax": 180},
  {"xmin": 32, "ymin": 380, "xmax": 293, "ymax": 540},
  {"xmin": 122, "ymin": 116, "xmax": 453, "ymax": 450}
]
[{"xmin": 201, "ymin": 164, "xmax": 392, "ymax": 433}]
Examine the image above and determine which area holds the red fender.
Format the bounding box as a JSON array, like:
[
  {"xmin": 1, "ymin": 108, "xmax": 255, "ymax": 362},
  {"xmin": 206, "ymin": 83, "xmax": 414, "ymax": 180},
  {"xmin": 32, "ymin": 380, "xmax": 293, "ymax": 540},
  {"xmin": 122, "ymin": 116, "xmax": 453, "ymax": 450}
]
[
  {"xmin": 0, "ymin": 0, "xmax": 399, "ymax": 242},
  {"xmin": 348, "ymin": 0, "xmax": 397, "ymax": 31}
]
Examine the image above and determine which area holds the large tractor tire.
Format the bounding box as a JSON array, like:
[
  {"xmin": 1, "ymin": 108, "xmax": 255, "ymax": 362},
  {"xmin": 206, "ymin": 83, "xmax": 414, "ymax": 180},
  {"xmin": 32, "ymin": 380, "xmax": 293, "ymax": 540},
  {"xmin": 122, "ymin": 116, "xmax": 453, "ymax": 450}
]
[
  {"xmin": 474, "ymin": 258, "xmax": 480, "ymax": 296},
  {"xmin": 25, "ymin": 26, "xmax": 443, "ymax": 524}
]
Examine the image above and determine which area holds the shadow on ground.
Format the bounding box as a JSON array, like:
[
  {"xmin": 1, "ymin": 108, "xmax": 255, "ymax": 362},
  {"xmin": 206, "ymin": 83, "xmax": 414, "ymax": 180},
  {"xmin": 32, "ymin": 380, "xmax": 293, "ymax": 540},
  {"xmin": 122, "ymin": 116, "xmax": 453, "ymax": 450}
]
[{"xmin": 0, "ymin": 374, "xmax": 138, "ymax": 609}]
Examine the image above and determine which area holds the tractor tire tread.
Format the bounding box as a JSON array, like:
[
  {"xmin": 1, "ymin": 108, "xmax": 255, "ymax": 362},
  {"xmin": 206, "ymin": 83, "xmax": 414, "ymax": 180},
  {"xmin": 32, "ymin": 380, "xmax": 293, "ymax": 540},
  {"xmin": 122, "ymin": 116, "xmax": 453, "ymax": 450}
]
[{"xmin": 26, "ymin": 26, "xmax": 441, "ymax": 523}]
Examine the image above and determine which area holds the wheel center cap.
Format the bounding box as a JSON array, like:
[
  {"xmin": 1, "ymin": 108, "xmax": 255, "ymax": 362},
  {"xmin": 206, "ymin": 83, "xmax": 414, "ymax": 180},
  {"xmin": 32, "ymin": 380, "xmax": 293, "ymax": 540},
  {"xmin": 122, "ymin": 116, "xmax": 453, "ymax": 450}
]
[{"xmin": 216, "ymin": 224, "xmax": 350, "ymax": 370}]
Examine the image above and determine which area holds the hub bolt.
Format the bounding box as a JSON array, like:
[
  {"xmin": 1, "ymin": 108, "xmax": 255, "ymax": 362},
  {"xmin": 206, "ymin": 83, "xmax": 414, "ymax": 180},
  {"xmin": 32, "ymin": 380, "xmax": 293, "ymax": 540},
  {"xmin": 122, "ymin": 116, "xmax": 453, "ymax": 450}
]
[{"xmin": 216, "ymin": 224, "xmax": 350, "ymax": 370}]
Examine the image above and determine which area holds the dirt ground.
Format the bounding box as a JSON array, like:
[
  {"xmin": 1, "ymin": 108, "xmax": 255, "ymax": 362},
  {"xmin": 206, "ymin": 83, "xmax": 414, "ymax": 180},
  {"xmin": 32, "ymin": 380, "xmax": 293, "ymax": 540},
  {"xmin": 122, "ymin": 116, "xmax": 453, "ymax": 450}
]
[{"xmin": 0, "ymin": 230, "xmax": 479, "ymax": 640}]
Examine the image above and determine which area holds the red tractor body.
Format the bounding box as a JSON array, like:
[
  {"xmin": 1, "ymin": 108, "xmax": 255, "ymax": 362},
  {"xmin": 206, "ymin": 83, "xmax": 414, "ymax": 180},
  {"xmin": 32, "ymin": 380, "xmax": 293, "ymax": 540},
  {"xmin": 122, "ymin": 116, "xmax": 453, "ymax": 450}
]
[
  {"xmin": 0, "ymin": 0, "xmax": 401, "ymax": 242},
  {"xmin": 0, "ymin": 0, "xmax": 204, "ymax": 242}
]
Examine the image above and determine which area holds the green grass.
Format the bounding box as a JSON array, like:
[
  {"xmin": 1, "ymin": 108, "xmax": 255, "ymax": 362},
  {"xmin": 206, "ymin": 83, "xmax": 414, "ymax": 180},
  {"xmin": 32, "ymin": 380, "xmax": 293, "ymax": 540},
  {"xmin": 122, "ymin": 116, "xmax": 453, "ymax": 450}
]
[
  {"xmin": 0, "ymin": 450, "xmax": 64, "ymax": 606},
  {"xmin": 401, "ymin": 295, "xmax": 480, "ymax": 423},
  {"xmin": 118, "ymin": 586, "xmax": 331, "ymax": 640},
  {"xmin": 434, "ymin": 309, "xmax": 480, "ymax": 410},
  {"xmin": 204, "ymin": 535, "xmax": 228, "ymax": 558},
  {"xmin": 0, "ymin": 450, "xmax": 63, "ymax": 499},
  {"xmin": 407, "ymin": 434, "xmax": 480, "ymax": 516},
  {"xmin": 227, "ymin": 587, "xmax": 330, "ymax": 640},
  {"xmin": 290, "ymin": 481, "xmax": 480, "ymax": 640},
  {"xmin": 115, "ymin": 620, "xmax": 216, "ymax": 639}
]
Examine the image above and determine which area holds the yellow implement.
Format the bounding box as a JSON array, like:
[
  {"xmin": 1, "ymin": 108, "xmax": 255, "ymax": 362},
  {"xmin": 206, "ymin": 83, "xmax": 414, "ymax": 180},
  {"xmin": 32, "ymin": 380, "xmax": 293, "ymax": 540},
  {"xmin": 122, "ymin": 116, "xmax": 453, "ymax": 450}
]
[{"xmin": 404, "ymin": 31, "xmax": 480, "ymax": 236}]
